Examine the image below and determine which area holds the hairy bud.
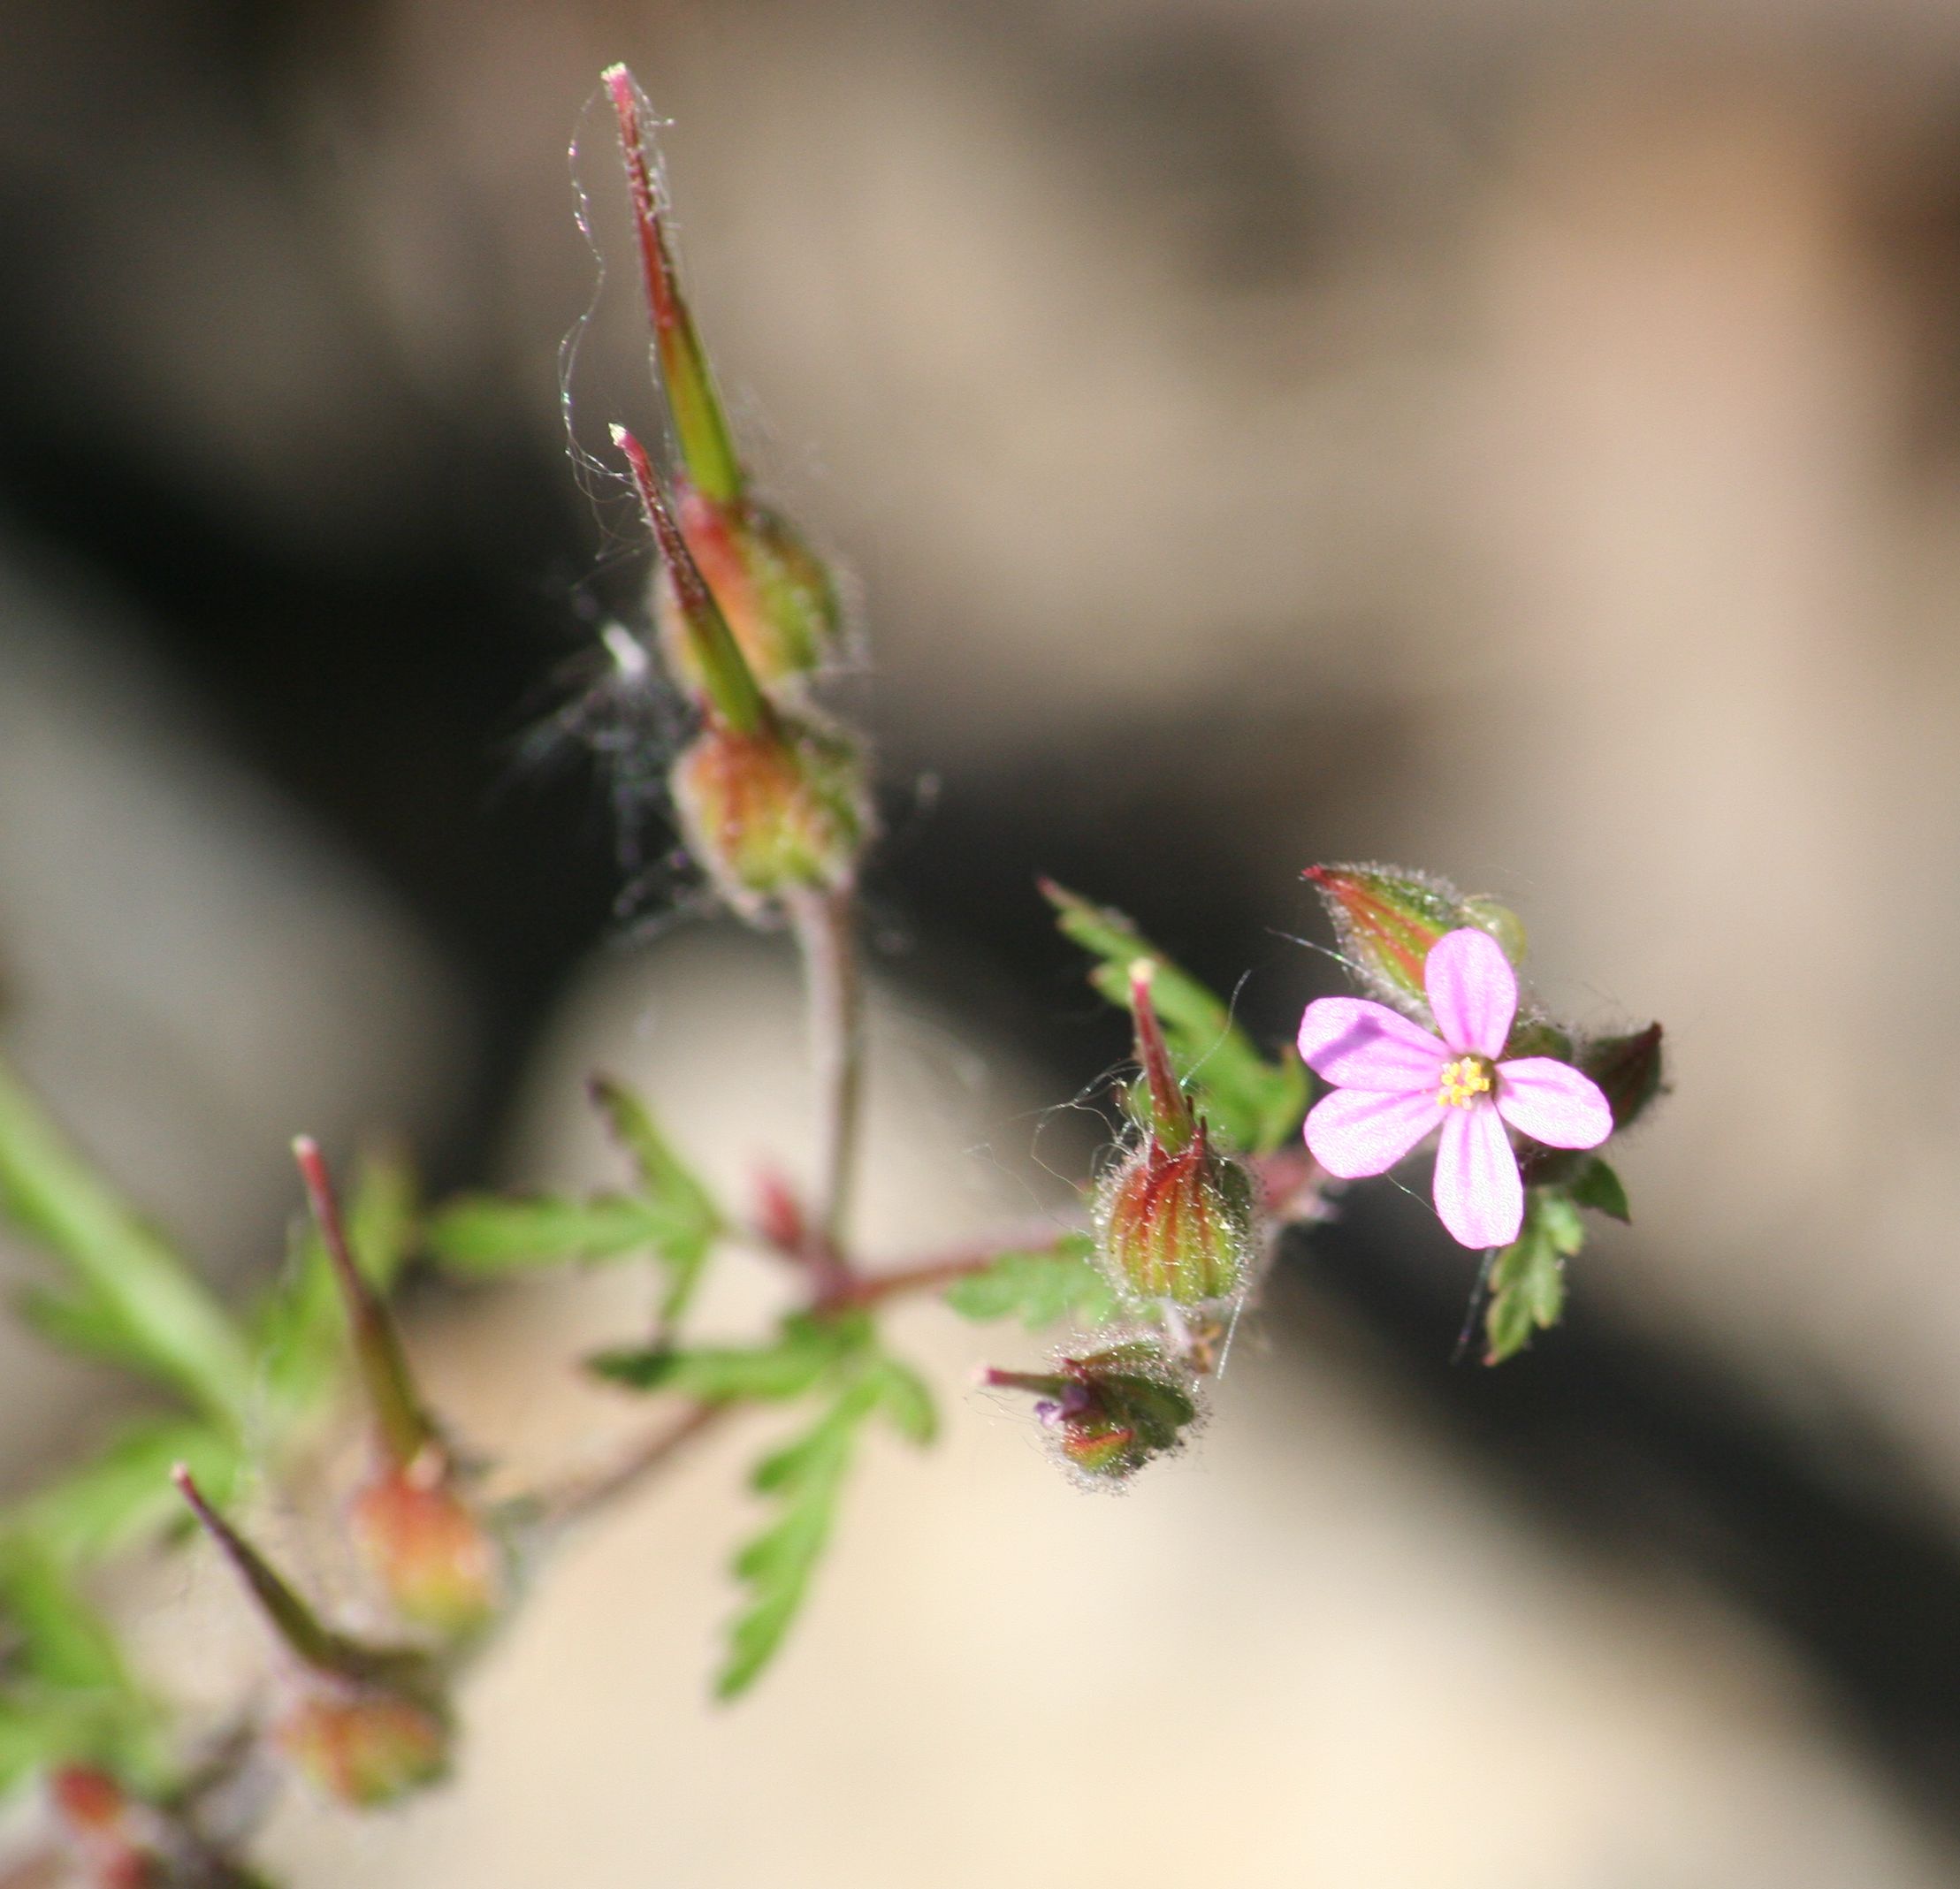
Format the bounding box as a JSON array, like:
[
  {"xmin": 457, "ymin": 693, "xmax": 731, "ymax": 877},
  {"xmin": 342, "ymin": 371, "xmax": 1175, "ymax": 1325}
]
[
  {"xmin": 1094, "ymin": 961, "xmax": 1256, "ymax": 1306},
  {"xmin": 1304, "ymin": 863, "xmax": 1524, "ymax": 1019},
  {"xmin": 1097, "ymin": 1132, "xmax": 1256, "ymax": 1307},
  {"xmin": 670, "ymin": 720, "xmax": 868, "ymax": 914},
  {"xmin": 278, "ymin": 1689, "xmax": 450, "ymax": 1809},
  {"xmin": 986, "ymin": 1339, "xmax": 1201, "ymax": 1484},
  {"xmin": 351, "ymin": 1460, "xmax": 502, "ymax": 1642}
]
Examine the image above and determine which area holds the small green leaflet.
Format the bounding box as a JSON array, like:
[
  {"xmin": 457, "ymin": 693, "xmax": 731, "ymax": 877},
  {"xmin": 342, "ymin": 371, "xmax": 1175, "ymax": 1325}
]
[
  {"xmin": 591, "ymin": 1077, "xmax": 723, "ymax": 1328},
  {"xmin": 425, "ymin": 1193, "xmax": 682, "ymax": 1274},
  {"xmin": 717, "ymin": 1353, "xmax": 934, "ymax": 1700},
  {"xmin": 1484, "ymin": 1191, "xmax": 1586, "ymax": 1365},
  {"xmin": 426, "ymin": 1079, "xmax": 722, "ymax": 1299},
  {"xmin": 1041, "ymin": 882, "xmax": 1307, "ymax": 1155},
  {"xmin": 942, "ymin": 1235, "xmax": 1117, "ymax": 1329}
]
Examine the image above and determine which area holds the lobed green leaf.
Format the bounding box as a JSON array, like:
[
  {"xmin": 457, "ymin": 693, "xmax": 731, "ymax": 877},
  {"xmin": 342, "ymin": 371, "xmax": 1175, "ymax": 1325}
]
[
  {"xmin": 1042, "ymin": 882, "xmax": 1307, "ymax": 1154},
  {"xmin": 1483, "ymin": 1189, "xmax": 1587, "ymax": 1365}
]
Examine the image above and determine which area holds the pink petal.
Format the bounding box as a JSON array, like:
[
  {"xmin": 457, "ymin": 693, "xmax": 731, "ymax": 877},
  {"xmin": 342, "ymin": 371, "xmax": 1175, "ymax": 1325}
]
[
  {"xmin": 1423, "ymin": 927, "xmax": 1516, "ymax": 1059},
  {"xmin": 1494, "ymin": 1058, "xmax": 1613, "ymax": 1149},
  {"xmin": 1304, "ymin": 1086, "xmax": 1441, "ymax": 1179},
  {"xmin": 1432, "ymin": 1101, "xmax": 1522, "ymax": 1249},
  {"xmin": 1297, "ymin": 997, "xmax": 1448, "ymax": 1091}
]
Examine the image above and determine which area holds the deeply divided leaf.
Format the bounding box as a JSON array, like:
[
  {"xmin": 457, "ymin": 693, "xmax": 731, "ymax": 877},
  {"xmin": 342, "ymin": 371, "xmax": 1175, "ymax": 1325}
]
[
  {"xmin": 1042, "ymin": 882, "xmax": 1306, "ymax": 1154},
  {"xmin": 1483, "ymin": 1188, "xmax": 1588, "ymax": 1365}
]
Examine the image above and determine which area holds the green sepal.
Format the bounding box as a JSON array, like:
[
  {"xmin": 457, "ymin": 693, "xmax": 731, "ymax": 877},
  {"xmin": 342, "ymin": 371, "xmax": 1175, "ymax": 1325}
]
[
  {"xmin": 942, "ymin": 1234, "xmax": 1117, "ymax": 1329},
  {"xmin": 1483, "ymin": 1190, "xmax": 1586, "ymax": 1365},
  {"xmin": 1041, "ymin": 882, "xmax": 1307, "ymax": 1154}
]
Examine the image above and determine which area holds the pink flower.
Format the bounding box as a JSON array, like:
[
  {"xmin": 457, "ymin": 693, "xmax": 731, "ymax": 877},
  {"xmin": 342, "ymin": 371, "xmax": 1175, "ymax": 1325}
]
[{"xmin": 1296, "ymin": 927, "xmax": 1612, "ymax": 1249}]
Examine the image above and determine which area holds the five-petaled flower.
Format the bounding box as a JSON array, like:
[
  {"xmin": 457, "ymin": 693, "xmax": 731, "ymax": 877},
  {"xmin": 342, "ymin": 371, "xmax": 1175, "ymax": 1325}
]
[{"xmin": 1297, "ymin": 927, "xmax": 1612, "ymax": 1249}]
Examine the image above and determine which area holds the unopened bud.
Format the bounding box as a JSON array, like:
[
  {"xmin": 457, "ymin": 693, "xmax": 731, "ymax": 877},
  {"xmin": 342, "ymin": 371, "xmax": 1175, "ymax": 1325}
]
[
  {"xmin": 1097, "ymin": 1131, "xmax": 1256, "ymax": 1307},
  {"xmin": 278, "ymin": 1689, "xmax": 450, "ymax": 1809},
  {"xmin": 351, "ymin": 1459, "xmax": 502, "ymax": 1642},
  {"xmin": 985, "ymin": 1339, "xmax": 1201, "ymax": 1484},
  {"xmin": 670, "ymin": 719, "xmax": 867, "ymax": 915},
  {"xmin": 1304, "ymin": 863, "xmax": 1524, "ymax": 1018},
  {"xmin": 656, "ymin": 491, "xmax": 841, "ymax": 690}
]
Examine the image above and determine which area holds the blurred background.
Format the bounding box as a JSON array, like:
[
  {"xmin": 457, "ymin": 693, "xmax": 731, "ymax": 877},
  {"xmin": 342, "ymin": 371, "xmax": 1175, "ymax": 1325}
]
[{"xmin": 5, "ymin": 0, "xmax": 1960, "ymax": 1882}]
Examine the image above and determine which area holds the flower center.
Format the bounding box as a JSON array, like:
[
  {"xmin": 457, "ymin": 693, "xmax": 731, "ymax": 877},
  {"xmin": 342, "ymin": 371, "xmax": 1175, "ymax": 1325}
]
[{"xmin": 1437, "ymin": 1055, "xmax": 1494, "ymax": 1109}]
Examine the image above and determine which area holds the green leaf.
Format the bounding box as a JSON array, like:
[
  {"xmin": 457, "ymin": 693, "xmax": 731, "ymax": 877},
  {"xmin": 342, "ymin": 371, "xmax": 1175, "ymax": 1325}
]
[
  {"xmin": 11, "ymin": 1420, "xmax": 236, "ymax": 1571},
  {"xmin": 1483, "ymin": 1189, "xmax": 1587, "ymax": 1365},
  {"xmin": 425, "ymin": 1193, "xmax": 676, "ymax": 1275},
  {"xmin": 0, "ymin": 1056, "xmax": 252, "ymax": 1425},
  {"xmin": 591, "ymin": 1077, "xmax": 724, "ymax": 1327},
  {"xmin": 1565, "ymin": 1155, "xmax": 1630, "ymax": 1224},
  {"xmin": 591, "ymin": 1314, "xmax": 850, "ymax": 1402},
  {"xmin": 942, "ymin": 1235, "xmax": 1116, "ymax": 1329},
  {"xmin": 1042, "ymin": 883, "xmax": 1307, "ymax": 1154},
  {"xmin": 718, "ymin": 1387, "xmax": 873, "ymax": 1700}
]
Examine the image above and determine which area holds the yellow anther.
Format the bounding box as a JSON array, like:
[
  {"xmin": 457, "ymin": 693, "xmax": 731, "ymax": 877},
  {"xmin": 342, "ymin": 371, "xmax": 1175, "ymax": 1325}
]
[{"xmin": 1438, "ymin": 1055, "xmax": 1494, "ymax": 1109}]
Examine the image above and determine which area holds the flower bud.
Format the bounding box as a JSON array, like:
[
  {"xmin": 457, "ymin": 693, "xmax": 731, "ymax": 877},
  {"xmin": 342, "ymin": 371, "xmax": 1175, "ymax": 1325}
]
[
  {"xmin": 1097, "ymin": 1132, "xmax": 1256, "ymax": 1307},
  {"xmin": 1303, "ymin": 863, "xmax": 1524, "ymax": 1017},
  {"xmin": 351, "ymin": 1459, "xmax": 502, "ymax": 1642},
  {"xmin": 985, "ymin": 1339, "xmax": 1201, "ymax": 1484},
  {"xmin": 278, "ymin": 1689, "xmax": 450, "ymax": 1809},
  {"xmin": 1094, "ymin": 963, "xmax": 1257, "ymax": 1306},
  {"xmin": 670, "ymin": 719, "xmax": 868, "ymax": 915},
  {"xmin": 655, "ymin": 491, "xmax": 842, "ymax": 691}
]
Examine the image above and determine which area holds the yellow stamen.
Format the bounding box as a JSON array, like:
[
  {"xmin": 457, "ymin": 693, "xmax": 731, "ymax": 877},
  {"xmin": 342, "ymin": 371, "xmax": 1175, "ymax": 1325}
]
[{"xmin": 1438, "ymin": 1055, "xmax": 1494, "ymax": 1109}]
